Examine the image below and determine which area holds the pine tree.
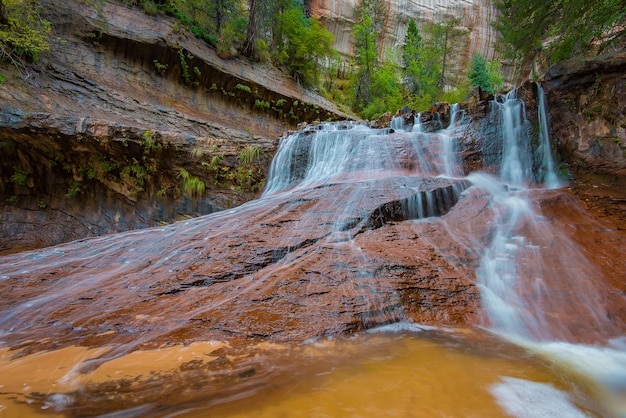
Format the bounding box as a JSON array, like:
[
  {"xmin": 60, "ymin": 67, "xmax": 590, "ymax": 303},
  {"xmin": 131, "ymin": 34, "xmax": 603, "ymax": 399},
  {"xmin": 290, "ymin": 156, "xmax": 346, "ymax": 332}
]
[
  {"xmin": 402, "ymin": 19, "xmax": 424, "ymax": 95},
  {"xmin": 424, "ymin": 17, "xmax": 466, "ymax": 95},
  {"xmin": 352, "ymin": 8, "xmax": 379, "ymax": 111},
  {"xmin": 468, "ymin": 54, "xmax": 492, "ymax": 93}
]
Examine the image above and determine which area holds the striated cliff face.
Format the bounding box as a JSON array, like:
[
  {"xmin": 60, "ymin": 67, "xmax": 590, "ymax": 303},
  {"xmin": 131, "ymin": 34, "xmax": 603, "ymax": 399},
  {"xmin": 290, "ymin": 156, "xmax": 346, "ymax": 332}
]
[
  {"xmin": 310, "ymin": 0, "xmax": 500, "ymax": 73},
  {"xmin": 0, "ymin": 0, "xmax": 353, "ymax": 253}
]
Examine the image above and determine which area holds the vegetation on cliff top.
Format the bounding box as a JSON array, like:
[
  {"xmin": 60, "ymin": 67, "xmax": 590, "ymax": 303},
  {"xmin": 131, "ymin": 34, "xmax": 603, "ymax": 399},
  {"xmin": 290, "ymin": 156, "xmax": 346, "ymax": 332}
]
[
  {"xmin": 494, "ymin": 0, "xmax": 625, "ymax": 65},
  {"xmin": 0, "ymin": 0, "xmax": 51, "ymax": 75},
  {"xmin": 1, "ymin": 0, "xmax": 624, "ymax": 119}
]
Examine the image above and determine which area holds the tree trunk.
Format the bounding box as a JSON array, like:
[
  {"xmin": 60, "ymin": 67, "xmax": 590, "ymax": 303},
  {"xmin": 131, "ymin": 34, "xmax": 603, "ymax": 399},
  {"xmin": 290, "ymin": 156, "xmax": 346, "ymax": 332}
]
[
  {"xmin": 440, "ymin": 30, "xmax": 449, "ymax": 95},
  {"xmin": 0, "ymin": 0, "xmax": 8, "ymax": 26},
  {"xmin": 215, "ymin": 0, "xmax": 223, "ymax": 37},
  {"xmin": 242, "ymin": 0, "xmax": 257, "ymax": 57}
]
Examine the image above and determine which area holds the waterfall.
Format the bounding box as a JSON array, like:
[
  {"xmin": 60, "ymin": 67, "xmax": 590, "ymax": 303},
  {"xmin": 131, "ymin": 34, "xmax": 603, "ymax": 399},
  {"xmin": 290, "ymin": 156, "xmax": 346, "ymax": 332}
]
[
  {"xmin": 389, "ymin": 115, "xmax": 405, "ymax": 131},
  {"xmin": 263, "ymin": 121, "xmax": 464, "ymax": 198},
  {"xmin": 412, "ymin": 113, "xmax": 422, "ymax": 132},
  {"xmin": 491, "ymin": 90, "xmax": 534, "ymax": 187},
  {"xmin": 439, "ymin": 103, "xmax": 463, "ymax": 178},
  {"xmin": 536, "ymin": 84, "xmax": 562, "ymax": 188},
  {"xmin": 476, "ymin": 89, "xmax": 611, "ymax": 341},
  {"xmin": 475, "ymin": 90, "xmax": 626, "ymax": 417},
  {"xmin": 488, "ymin": 87, "xmax": 562, "ymax": 189},
  {"xmin": 0, "ymin": 88, "xmax": 624, "ymax": 417}
]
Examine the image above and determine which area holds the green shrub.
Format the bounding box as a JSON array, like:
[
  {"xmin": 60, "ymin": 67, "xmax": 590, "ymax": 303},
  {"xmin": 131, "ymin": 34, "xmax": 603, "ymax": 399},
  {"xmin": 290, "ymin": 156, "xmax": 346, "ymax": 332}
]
[
  {"xmin": 254, "ymin": 99, "xmax": 270, "ymax": 109},
  {"xmin": 153, "ymin": 59, "xmax": 168, "ymax": 75},
  {"xmin": 235, "ymin": 83, "xmax": 251, "ymax": 93},
  {"xmin": 239, "ymin": 145, "xmax": 261, "ymax": 165},
  {"xmin": 0, "ymin": 0, "xmax": 51, "ymax": 66},
  {"xmin": 10, "ymin": 166, "xmax": 29, "ymax": 186},
  {"xmin": 179, "ymin": 168, "xmax": 205, "ymax": 197}
]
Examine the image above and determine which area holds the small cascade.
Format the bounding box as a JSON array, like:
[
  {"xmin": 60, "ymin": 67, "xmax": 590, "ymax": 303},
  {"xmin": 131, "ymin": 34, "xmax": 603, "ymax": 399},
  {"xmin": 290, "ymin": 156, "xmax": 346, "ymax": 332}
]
[
  {"xmin": 412, "ymin": 113, "xmax": 422, "ymax": 132},
  {"xmin": 263, "ymin": 122, "xmax": 371, "ymax": 195},
  {"xmin": 264, "ymin": 121, "xmax": 463, "ymax": 197},
  {"xmin": 437, "ymin": 103, "xmax": 463, "ymax": 178},
  {"xmin": 389, "ymin": 115, "xmax": 405, "ymax": 131},
  {"xmin": 536, "ymin": 84, "xmax": 561, "ymax": 188},
  {"xmin": 491, "ymin": 90, "xmax": 534, "ymax": 187},
  {"xmin": 475, "ymin": 89, "xmax": 625, "ymax": 417},
  {"xmin": 447, "ymin": 103, "xmax": 461, "ymax": 129}
]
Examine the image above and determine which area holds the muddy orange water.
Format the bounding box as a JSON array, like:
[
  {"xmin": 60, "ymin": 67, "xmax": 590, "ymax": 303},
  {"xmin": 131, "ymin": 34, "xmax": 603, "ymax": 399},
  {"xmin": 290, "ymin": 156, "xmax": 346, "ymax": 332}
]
[{"xmin": 0, "ymin": 326, "xmax": 617, "ymax": 417}]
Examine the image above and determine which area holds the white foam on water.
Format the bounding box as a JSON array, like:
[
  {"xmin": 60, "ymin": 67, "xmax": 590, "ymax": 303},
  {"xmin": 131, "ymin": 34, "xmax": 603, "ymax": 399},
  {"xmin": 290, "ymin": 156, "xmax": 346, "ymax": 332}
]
[
  {"xmin": 367, "ymin": 321, "xmax": 441, "ymax": 334},
  {"xmin": 534, "ymin": 341, "xmax": 626, "ymax": 417},
  {"xmin": 490, "ymin": 376, "xmax": 587, "ymax": 418}
]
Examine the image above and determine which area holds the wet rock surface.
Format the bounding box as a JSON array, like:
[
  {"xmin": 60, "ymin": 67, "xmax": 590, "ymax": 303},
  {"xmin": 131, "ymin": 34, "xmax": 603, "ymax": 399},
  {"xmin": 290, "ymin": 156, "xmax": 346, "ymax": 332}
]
[
  {"xmin": 541, "ymin": 50, "xmax": 626, "ymax": 174},
  {"xmin": 1, "ymin": 165, "xmax": 624, "ymax": 356},
  {"xmin": 0, "ymin": 174, "xmax": 475, "ymax": 351}
]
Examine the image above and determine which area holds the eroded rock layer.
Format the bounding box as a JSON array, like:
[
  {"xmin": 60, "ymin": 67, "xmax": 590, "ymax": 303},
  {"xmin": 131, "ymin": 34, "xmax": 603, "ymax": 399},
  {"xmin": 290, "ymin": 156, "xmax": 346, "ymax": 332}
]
[{"xmin": 0, "ymin": 0, "xmax": 353, "ymax": 253}]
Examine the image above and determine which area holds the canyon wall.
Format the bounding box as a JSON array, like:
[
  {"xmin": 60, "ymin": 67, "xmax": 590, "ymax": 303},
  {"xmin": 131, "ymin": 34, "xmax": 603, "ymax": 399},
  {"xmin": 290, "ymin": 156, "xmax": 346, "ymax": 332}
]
[
  {"xmin": 0, "ymin": 0, "xmax": 352, "ymax": 253},
  {"xmin": 310, "ymin": 0, "xmax": 501, "ymax": 77}
]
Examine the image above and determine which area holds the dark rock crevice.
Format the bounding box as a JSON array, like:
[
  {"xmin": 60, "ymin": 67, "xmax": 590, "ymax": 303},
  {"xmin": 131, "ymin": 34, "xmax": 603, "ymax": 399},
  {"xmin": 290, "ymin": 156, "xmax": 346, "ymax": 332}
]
[{"xmin": 362, "ymin": 180, "xmax": 471, "ymax": 231}]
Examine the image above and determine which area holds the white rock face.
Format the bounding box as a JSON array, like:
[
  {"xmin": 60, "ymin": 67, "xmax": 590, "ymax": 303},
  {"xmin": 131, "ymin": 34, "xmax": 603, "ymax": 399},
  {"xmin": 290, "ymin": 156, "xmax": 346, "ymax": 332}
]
[{"xmin": 310, "ymin": 0, "xmax": 501, "ymax": 77}]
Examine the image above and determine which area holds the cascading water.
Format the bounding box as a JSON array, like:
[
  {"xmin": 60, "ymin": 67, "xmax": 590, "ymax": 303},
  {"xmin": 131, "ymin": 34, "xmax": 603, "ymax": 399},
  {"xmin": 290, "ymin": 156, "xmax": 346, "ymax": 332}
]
[
  {"xmin": 536, "ymin": 84, "xmax": 562, "ymax": 189},
  {"xmin": 0, "ymin": 84, "xmax": 624, "ymax": 417},
  {"xmin": 491, "ymin": 90, "xmax": 534, "ymax": 187},
  {"xmin": 475, "ymin": 88, "xmax": 626, "ymax": 417}
]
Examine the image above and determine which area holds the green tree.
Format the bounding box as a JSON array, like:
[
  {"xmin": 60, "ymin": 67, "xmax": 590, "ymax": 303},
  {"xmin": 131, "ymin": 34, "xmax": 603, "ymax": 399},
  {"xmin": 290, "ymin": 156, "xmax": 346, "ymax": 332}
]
[
  {"xmin": 275, "ymin": 3, "xmax": 334, "ymax": 86},
  {"xmin": 0, "ymin": 0, "xmax": 51, "ymax": 69},
  {"xmin": 486, "ymin": 59, "xmax": 504, "ymax": 93},
  {"xmin": 423, "ymin": 17, "xmax": 466, "ymax": 95},
  {"xmin": 351, "ymin": 0, "xmax": 384, "ymax": 113},
  {"xmin": 352, "ymin": 14, "xmax": 377, "ymax": 111},
  {"xmin": 401, "ymin": 19, "xmax": 424, "ymax": 95},
  {"xmin": 360, "ymin": 57, "xmax": 404, "ymax": 120},
  {"xmin": 494, "ymin": 0, "xmax": 626, "ymax": 64},
  {"xmin": 468, "ymin": 54, "xmax": 492, "ymax": 92}
]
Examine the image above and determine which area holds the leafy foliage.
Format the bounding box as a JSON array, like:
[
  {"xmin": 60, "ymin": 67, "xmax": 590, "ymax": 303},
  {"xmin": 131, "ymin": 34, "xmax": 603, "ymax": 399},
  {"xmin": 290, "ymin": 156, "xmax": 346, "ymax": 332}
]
[
  {"xmin": 349, "ymin": 0, "xmax": 387, "ymax": 112},
  {"xmin": 275, "ymin": 3, "xmax": 335, "ymax": 86},
  {"xmin": 360, "ymin": 56, "xmax": 404, "ymax": 120},
  {"xmin": 0, "ymin": 0, "xmax": 51, "ymax": 72},
  {"xmin": 468, "ymin": 54, "xmax": 492, "ymax": 93},
  {"xmin": 494, "ymin": 0, "xmax": 626, "ymax": 64}
]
